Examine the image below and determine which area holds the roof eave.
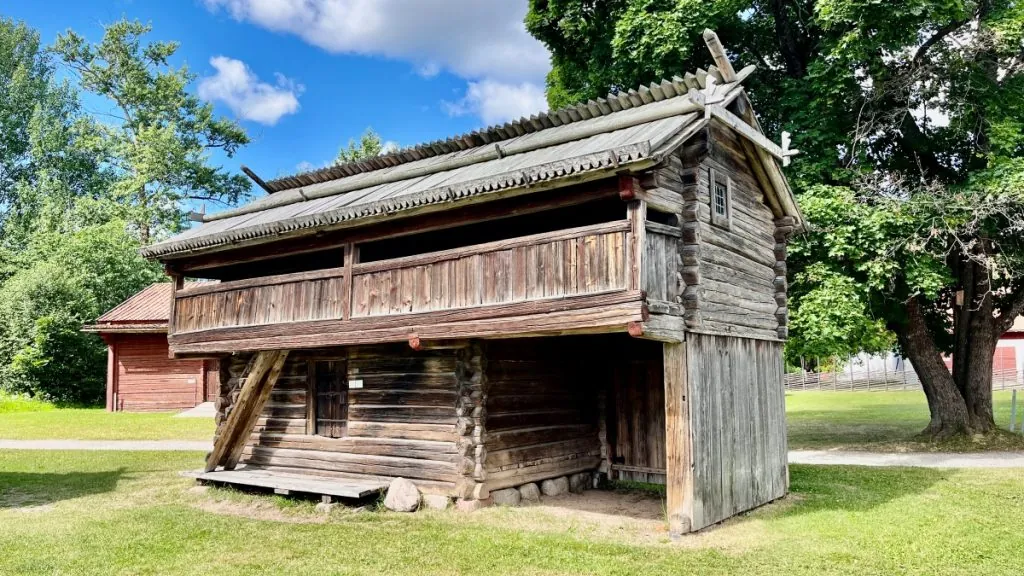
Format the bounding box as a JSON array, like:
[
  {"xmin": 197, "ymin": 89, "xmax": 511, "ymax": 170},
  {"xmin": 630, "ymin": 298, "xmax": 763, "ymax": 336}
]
[{"xmin": 144, "ymin": 145, "xmax": 663, "ymax": 261}]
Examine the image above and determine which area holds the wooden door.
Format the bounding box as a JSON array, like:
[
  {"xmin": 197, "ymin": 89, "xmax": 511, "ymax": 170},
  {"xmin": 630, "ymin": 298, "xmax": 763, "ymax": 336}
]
[
  {"xmin": 607, "ymin": 341, "xmax": 666, "ymax": 483},
  {"xmin": 311, "ymin": 360, "xmax": 348, "ymax": 437},
  {"xmin": 203, "ymin": 360, "xmax": 220, "ymax": 402}
]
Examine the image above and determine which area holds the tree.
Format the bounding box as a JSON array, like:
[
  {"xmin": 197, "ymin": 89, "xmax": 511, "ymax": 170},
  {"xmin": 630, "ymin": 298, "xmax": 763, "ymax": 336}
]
[
  {"xmin": 336, "ymin": 128, "xmax": 390, "ymax": 163},
  {"xmin": 52, "ymin": 19, "xmax": 251, "ymax": 244},
  {"xmin": 0, "ymin": 221, "xmax": 163, "ymax": 404},
  {"xmin": 526, "ymin": 0, "xmax": 1024, "ymax": 437}
]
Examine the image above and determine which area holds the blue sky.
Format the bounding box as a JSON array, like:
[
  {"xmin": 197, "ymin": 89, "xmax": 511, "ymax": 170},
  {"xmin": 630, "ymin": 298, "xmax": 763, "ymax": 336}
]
[{"xmin": 3, "ymin": 0, "xmax": 551, "ymax": 201}]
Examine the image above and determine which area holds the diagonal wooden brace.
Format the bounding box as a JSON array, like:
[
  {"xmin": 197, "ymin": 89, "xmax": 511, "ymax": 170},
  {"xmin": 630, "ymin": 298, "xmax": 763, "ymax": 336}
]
[{"xmin": 205, "ymin": 350, "xmax": 289, "ymax": 472}]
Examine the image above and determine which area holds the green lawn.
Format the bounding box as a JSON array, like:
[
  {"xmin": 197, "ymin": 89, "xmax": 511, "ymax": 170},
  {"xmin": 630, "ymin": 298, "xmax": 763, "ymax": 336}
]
[
  {"xmin": 0, "ymin": 450, "xmax": 1021, "ymax": 575},
  {"xmin": 0, "ymin": 394, "xmax": 214, "ymax": 441},
  {"xmin": 787, "ymin": 389, "xmax": 1024, "ymax": 451}
]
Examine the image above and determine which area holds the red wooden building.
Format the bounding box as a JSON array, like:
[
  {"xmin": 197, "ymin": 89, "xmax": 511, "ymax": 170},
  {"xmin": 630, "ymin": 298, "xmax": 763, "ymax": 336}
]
[{"xmin": 83, "ymin": 283, "xmax": 219, "ymax": 412}]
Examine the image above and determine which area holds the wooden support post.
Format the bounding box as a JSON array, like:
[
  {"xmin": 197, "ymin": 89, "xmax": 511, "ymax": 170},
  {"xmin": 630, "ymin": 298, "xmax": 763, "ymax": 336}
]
[
  {"xmin": 628, "ymin": 200, "xmax": 647, "ymax": 292},
  {"xmin": 105, "ymin": 337, "xmax": 117, "ymax": 412},
  {"xmin": 205, "ymin": 350, "xmax": 287, "ymax": 472},
  {"xmin": 167, "ymin": 271, "xmax": 184, "ymax": 359},
  {"xmin": 341, "ymin": 243, "xmax": 357, "ymax": 321},
  {"xmin": 664, "ymin": 341, "xmax": 693, "ymax": 538}
]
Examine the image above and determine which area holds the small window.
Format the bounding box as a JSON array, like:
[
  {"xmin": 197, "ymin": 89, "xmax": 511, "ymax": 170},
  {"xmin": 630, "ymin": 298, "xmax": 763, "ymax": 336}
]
[
  {"xmin": 710, "ymin": 168, "xmax": 731, "ymax": 228},
  {"xmin": 310, "ymin": 360, "xmax": 347, "ymax": 438}
]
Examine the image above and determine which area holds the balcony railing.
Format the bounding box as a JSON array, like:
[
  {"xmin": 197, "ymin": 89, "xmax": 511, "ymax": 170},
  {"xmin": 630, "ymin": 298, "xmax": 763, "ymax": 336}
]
[{"xmin": 171, "ymin": 220, "xmax": 640, "ymax": 337}]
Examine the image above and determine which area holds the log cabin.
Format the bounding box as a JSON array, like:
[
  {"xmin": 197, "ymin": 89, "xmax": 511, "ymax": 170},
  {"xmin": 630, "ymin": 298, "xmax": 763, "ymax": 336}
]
[
  {"xmin": 142, "ymin": 31, "xmax": 802, "ymax": 535},
  {"xmin": 82, "ymin": 283, "xmax": 219, "ymax": 412}
]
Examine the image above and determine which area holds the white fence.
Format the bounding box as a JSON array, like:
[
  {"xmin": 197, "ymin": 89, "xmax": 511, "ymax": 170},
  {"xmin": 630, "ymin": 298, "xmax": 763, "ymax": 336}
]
[{"xmin": 784, "ymin": 366, "xmax": 1023, "ymax": 392}]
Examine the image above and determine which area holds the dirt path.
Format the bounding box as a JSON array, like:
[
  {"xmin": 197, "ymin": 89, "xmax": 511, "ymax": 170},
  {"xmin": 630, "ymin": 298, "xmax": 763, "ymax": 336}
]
[
  {"xmin": 788, "ymin": 449, "xmax": 1024, "ymax": 468},
  {"xmin": 0, "ymin": 439, "xmax": 212, "ymax": 451}
]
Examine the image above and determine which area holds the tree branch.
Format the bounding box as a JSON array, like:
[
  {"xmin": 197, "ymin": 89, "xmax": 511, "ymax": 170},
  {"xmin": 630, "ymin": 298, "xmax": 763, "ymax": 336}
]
[
  {"xmin": 912, "ymin": 19, "xmax": 969, "ymax": 67},
  {"xmin": 996, "ymin": 284, "xmax": 1024, "ymax": 334}
]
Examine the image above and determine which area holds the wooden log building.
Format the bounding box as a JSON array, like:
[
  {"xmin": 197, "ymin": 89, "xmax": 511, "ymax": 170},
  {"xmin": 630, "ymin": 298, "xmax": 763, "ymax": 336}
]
[
  {"xmin": 143, "ymin": 32, "xmax": 802, "ymax": 535},
  {"xmin": 83, "ymin": 283, "xmax": 219, "ymax": 412}
]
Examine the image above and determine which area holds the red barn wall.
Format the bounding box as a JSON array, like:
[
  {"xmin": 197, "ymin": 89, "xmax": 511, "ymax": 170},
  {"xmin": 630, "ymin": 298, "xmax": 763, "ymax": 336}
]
[{"xmin": 105, "ymin": 333, "xmax": 217, "ymax": 412}]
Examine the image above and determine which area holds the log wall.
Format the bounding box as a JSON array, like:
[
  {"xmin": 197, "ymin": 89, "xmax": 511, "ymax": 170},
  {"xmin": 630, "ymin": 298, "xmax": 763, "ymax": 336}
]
[
  {"xmin": 693, "ymin": 123, "xmax": 781, "ymax": 340},
  {"xmin": 482, "ymin": 338, "xmax": 601, "ymax": 493},
  {"xmin": 686, "ymin": 333, "xmax": 788, "ymax": 530},
  {"xmin": 217, "ymin": 344, "xmax": 461, "ymax": 496}
]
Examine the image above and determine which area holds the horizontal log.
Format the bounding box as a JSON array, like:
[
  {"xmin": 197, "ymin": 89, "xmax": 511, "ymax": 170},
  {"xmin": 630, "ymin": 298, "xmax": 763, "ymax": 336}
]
[
  {"xmin": 243, "ymin": 447, "xmax": 458, "ymax": 483},
  {"xmin": 171, "ymin": 294, "xmax": 646, "ymax": 354},
  {"xmin": 177, "ymin": 267, "xmax": 346, "ymax": 298},
  {"xmin": 483, "ymin": 456, "xmax": 600, "ymax": 492},
  {"xmin": 348, "ymin": 421, "xmax": 456, "ymax": 442},
  {"xmin": 348, "ymin": 405, "xmax": 457, "ymax": 424},
  {"xmin": 484, "ymin": 424, "xmax": 596, "ymax": 451},
  {"xmin": 248, "ymin": 433, "xmax": 458, "ymax": 461},
  {"xmin": 172, "ymin": 290, "xmax": 642, "ymax": 346},
  {"xmin": 486, "ymin": 437, "xmax": 600, "ymax": 470}
]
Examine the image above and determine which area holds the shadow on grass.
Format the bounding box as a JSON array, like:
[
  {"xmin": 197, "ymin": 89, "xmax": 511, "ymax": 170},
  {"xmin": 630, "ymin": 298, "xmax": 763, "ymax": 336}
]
[
  {"xmin": 782, "ymin": 464, "xmax": 950, "ymax": 515},
  {"xmin": 0, "ymin": 468, "xmax": 126, "ymax": 509}
]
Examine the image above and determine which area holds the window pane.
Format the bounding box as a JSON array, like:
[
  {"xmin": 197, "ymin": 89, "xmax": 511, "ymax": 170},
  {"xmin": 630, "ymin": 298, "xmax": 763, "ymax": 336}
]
[{"xmin": 714, "ymin": 181, "xmax": 728, "ymax": 216}]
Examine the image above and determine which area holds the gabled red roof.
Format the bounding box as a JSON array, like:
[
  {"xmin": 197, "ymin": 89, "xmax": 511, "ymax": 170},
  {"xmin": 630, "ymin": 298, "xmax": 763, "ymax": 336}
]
[
  {"xmin": 97, "ymin": 283, "xmax": 174, "ymax": 323},
  {"xmin": 83, "ymin": 282, "xmax": 204, "ymax": 334}
]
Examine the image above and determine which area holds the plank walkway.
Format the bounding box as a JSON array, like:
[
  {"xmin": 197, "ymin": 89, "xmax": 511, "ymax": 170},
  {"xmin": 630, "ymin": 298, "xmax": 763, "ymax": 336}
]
[{"xmin": 192, "ymin": 468, "xmax": 387, "ymax": 499}]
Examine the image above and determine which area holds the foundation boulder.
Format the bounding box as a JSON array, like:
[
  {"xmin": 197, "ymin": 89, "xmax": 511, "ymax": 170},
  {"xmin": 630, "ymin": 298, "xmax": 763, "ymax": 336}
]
[
  {"xmin": 518, "ymin": 482, "xmax": 541, "ymax": 502},
  {"xmin": 491, "ymin": 488, "xmax": 522, "ymax": 507},
  {"xmin": 541, "ymin": 476, "xmax": 569, "ymax": 497},
  {"xmin": 383, "ymin": 478, "xmax": 420, "ymax": 512}
]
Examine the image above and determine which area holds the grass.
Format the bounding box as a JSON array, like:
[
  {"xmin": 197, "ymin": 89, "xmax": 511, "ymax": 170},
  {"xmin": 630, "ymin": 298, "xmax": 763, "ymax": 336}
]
[
  {"xmin": 0, "ymin": 393, "xmax": 214, "ymax": 441},
  {"xmin": 787, "ymin": 389, "xmax": 1024, "ymax": 451},
  {"xmin": 0, "ymin": 450, "xmax": 1021, "ymax": 575}
]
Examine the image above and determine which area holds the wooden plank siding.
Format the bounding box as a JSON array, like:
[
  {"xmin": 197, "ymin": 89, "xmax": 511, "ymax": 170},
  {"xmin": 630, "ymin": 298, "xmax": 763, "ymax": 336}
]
[
  {"xmin": 685, "ymin": 333, "xmax": 787, "ymax": 531},
  {"xmin": 107, "ymin": 334, "xmax": 207, "ymax": 412},
  {"xmin": 175, "ymin": 268, "xmax": 346, "ymax": 333},
  {"xmin": 482, "ymin": 338, "xmax": 602, "ymax": 493},
  {"xmin": 606, "ymin": 339, "xmax": 667, "ymax": 484}
]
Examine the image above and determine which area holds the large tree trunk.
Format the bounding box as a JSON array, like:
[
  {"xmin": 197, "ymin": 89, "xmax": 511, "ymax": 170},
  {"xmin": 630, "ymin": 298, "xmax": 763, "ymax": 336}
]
[
  {"xmin": 900, "ymin": 297, "xmax": 970, "ymax": 438},
  {"xmin": 961, "ymin": 292, "xmax": 997, "ymax": 431}
]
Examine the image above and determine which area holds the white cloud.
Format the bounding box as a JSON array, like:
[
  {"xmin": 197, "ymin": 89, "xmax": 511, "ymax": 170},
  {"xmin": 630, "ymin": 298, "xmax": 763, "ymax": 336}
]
[
  {"xmin": 198, "ymin": 56, "xmax": 303, "ymax": 125},
  {"xmin": 203, "ymin": 0, "xmax": 551, "ymax": 124},
  {"xmin": 443, "ymin": 80, "xmax": 548, "ymax": 126}
]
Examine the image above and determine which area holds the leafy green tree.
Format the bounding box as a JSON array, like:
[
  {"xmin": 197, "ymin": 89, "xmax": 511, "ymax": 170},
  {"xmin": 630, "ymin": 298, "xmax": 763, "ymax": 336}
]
[
  {"xmin": 527, "ymin": 0, "xmax": 1024, "ymax": 436},
  {"xmin": 52, "ymin": 19, "xmax": 251, "ymax": 243},
  {"xmin": 336, "ymin": 128, "xmax": 391, "ymax": 163},
  {"xmin": 0, "ymin": 18, "xmax": 52, "ymax": 207},
  {"xmin": 0, "ymin": 221, "xmax": 163, "ymax": 404},
  {"xmin": 0, "ymin": 19, "xmax": 110, "ymax": 258}
]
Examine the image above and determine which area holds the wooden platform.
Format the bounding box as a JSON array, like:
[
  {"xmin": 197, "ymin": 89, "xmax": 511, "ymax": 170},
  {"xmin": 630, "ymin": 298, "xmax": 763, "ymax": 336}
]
[{"xmin": 194, "ymin": 468, "xmax": 388, "ymax": 499}]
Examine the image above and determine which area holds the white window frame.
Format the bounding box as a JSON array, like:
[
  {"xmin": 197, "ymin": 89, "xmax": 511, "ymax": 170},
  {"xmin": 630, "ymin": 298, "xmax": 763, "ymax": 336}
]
[{"xmin": 709, "ymin": 167, "xmax": 732, "ymax": 230}]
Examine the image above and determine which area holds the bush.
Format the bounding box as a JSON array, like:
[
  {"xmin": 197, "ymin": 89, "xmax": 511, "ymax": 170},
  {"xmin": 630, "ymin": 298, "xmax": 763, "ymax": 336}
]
[{"xmin": 0, "ymin": 222, "xmax": 162, "ymax": 404}]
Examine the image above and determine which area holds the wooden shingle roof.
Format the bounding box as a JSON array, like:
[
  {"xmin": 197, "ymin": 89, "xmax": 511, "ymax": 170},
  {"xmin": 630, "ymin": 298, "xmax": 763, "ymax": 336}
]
[{"xmin": 143, "ymin": 57, "xmax": 797, "ymax": 261}]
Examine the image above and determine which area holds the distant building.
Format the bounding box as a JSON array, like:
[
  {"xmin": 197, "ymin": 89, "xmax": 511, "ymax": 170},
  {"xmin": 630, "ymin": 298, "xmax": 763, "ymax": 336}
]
[
  {"xmin": 82, "ymin": 283, "xmax": 219, "ymax": 412},
  {"xmin": 997, "ymin": 317, "xmax": 1024, "ymax": 379}
]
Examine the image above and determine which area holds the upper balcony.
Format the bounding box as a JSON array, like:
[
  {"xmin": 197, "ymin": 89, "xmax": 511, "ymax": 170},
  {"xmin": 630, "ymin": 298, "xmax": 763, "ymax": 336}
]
[{"xmin": 167, "ymin": 207, "xmax": 682, "ymax": 356}]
